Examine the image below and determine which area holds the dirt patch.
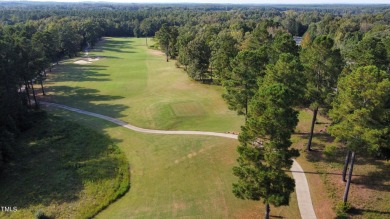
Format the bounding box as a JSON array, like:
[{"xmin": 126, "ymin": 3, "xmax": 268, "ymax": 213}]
[{"xmin": 172, "ymin": 202, "xmax": 186, "ymax": 217}]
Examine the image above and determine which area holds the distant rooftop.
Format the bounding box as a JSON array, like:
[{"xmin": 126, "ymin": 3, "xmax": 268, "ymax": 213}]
[{"xmin": 293, "ymin": 36, "xmax": 302, "ymax": 46}]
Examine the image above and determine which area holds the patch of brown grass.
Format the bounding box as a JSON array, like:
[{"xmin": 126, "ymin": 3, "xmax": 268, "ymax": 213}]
[
  {"xmin": 148, "ymin": 49, "xmax": 165, "ymax": 56},
  {"xmin": 294, "ymin": 110, "xmax": 390, "ymax": 218}
]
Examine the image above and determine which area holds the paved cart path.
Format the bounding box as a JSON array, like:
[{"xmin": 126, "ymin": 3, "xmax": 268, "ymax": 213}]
[{"xmin": 41, "ymin": 101, "xmax": 317, "ymax": 219}]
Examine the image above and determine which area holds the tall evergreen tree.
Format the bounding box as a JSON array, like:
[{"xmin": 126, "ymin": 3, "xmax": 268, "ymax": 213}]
[
  {"xmin": 210, "ymin": 31, "xmax": 239, "ymax": 82},
  {"xmin": 222, "ymin": 48, "xmax": 268, "ymax": 120},
  {"xmin": 269, "ymin": 32, "xmax": 299, "ymax": 64},
  {"xmin": 233, "ymin": 83, "xmax": 299, "ymax": 219},
  {"xmin": 350, "ymin": 37, "xmax": 389, "ymax": 71},
  {"xmin": 300, "ymin": 35, "xmax": 343, "ymax": 151},
  {"xmin": 233, "ymin": 53, "xmax": 304, "ymax": 218},
  {"xmin": 329, "ymin": 66, "xmax": 390, "ymax": 192},
  {"xmin": 260, "ymin": 53, "xmax": 306, "ymax": 103}
]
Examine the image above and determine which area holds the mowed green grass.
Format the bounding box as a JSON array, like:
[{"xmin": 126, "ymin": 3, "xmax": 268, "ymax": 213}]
[
  {"xmin": 42, "ymin": 37, "xmax": 301, "ymax": 218},
  {"xmin": 49, "ymin": 108, "xmax": 300, "ymax": 219},
  {"xmin": 44, "ymin": 37, "xmax": 243, "ymax": 132}
]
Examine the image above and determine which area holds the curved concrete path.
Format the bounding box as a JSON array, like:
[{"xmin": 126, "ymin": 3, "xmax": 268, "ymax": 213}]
[{"xmin": 41, "ymin": 101, "xmax": 317, "ymax": 219}]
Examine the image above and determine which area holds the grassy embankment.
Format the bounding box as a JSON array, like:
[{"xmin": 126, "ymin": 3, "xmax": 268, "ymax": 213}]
[
  {"xmin": 39, "ymin": 37, "xmax": 301, "ymax": 218},
  {"xmin": 0, "ymin": 114, "xmax": 129, "ymax": 219}
]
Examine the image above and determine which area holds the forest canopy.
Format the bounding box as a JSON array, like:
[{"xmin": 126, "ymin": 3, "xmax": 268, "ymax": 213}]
[{"xmin": 0, "ymin": 3, "xmax": 389, "ymax": 218}]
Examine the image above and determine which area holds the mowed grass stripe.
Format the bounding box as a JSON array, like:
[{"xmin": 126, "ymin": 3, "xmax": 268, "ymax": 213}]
[{"xmin": 44, "ymin": 37, "xmax": 243, "ymax": 132}]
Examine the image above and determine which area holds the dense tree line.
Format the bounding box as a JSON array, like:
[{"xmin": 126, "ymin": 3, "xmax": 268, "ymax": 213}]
[
  {"xmin": 152, "ymin": 5, "xmax": 389, "ymax": 217},
  {"xmin": 0, "ymin": 12, "xmax": 105, "ymax": 171},
  {"xmin": 0, "ymin": 2, "xmax": 389, "ymax": 217}
]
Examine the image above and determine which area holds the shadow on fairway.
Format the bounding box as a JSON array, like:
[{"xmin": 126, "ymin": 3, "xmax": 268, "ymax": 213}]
[
  {"xmin": 0, "ymin": 115, "xmax": 129, "ymax": 218},
  {"xmin": 48, "ymin": 64, "xmax": 111, "ymax": 82},
  {"xmin": 100, "ymin": 39, "xmax": 135, "ymax": 53},
  {"xmin": 40, "ymin": 86, "xmax": 129, "ymax": 119},
  {"xmin": 40, "ymin": 56, "xmax": 130, "ymax": 119}
]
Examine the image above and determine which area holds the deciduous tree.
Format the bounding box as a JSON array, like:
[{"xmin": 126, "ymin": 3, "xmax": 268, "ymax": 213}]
[{"xmin": 186, "ymin": 36, "xmax": 211, "ymax": 81}]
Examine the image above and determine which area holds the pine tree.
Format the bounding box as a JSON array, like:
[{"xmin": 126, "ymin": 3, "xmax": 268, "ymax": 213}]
[
  {"xmin": 233, "ymin": 82, "xmax": 300, "ymax": 219},
  {"xmin": 329, "ymin": 66, "xmax": 390, "ymax": 196},
  {"xmin": 300, "ymin": 35, "xmax": 343, "ymax": 151}
]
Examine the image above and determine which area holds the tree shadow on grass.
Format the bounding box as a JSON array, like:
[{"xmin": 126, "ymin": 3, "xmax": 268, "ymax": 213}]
[
  {"xmin": 297, "ymin": 133, "xmax": 335, "ymax": 145},
  {"xmin": 349, "ymin": 208, "xmax": 390, "ymax": 217},
  {"xmin": 352, "ymin": 157, "xmax": 390, "ymax": 192},
  {"xmin": 47, "ymin": 64, "xmax": 110, "ymax": 82},
  {"xmin": 39, "ymin": 86, "xmax": 129, "ymax": 119},
  {"xmin": 297, "ymin": 133, "xmax": 344, "ymax": 163},
  {"xmin": 99, "ymin": 39, "xmax": 135, "ymax": 53},
  {"xmin": 0, "ymin": 115, "xmax": 129, "ymax": 218},
  {"xmin": 300, "ymin": 134, "xmax": 390, "ymax": 193}
]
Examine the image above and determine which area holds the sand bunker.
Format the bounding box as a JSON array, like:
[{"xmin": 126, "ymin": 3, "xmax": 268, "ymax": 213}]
[
  {"xmin": 74, "ymin": 56, "xmax": 103, "ymax": 65},
  {"xmin": 74, "ymin": 60, "xmax": 91, "ymax": 64},
  {"xmin": 87, "ymin": 57, "xmax": 101, "ymax": 62}
]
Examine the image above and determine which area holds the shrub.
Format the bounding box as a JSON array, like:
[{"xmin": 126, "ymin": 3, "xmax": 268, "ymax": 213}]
[
  {"xmin": 335, "ymin": 201, "xmax": 352, "ymax": 218},
  {"xmin": 35, "ymin": 210, "xmax": 50, "ymax": 219},
  {"xmin": 324, "ymin": 144, "xmax": 338, "ymax": 158},
  {"xmin": 175, "ymin": 61, "xmax": 181, "ymax": 68}
]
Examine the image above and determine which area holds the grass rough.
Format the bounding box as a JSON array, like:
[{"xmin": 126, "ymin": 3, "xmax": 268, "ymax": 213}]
[{"xmin": 0, "ymin": 115, "xmax": 130, "ymax": 219}]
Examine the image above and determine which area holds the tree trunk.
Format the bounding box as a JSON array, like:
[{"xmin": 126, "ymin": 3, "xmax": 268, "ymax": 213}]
[
  {"xmin": 0, "ymin": 143, "xmax": 4, "ymax": 167},
  {"xmin": 145, "ymin": 37, "xmax": 148, "ymax": 46},
  {"xmin": 210, "ymin": 63, "xmax": 213, "ymax": 82},
  {"xmin": 30, "ymin": 81, "xmax": 38, "ymax": 108},
  {"xmin": 264, "ymin": 203, "xmax": 270, "ymax": 219},
  {"xmin": 307, "ymin": 106, "xmax": 319, "ymax": 151},
  {"xmin": 40, "ymin": 79, "xmax": 45, "ymax": 96},
  {"xmin": 343, "ymin": 151, "xmax": 356, "ymax": 203},
  {"xmin": 25, "ymin": 82, "xmax": 31, "ymax": 106},
  {"xmin": 342, "ymin": 151, "xmax": 351, "ymax": 182},
  {"xmin": 166, "ymin": 44, "xmax": 169, "ymax": 62},
  {"xmin": 245, "ymin": 96, "xmax": 248, "ymax": 123}
]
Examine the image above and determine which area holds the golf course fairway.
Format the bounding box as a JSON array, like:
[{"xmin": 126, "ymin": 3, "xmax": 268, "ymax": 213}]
[{"xmin": 43, "ymin": 37, "xmax": 300, "ymax": 218}]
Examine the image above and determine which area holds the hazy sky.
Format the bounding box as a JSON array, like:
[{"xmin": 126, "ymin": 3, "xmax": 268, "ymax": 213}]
[{"xmin": 23, "ymin": 0, "xmax": 390, "ymax": 4}]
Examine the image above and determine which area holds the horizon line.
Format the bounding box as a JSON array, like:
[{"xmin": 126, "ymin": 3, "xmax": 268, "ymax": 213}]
[{"xmin": 2, "ymin": 0, "xmax": 390, "ymax": 5}]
